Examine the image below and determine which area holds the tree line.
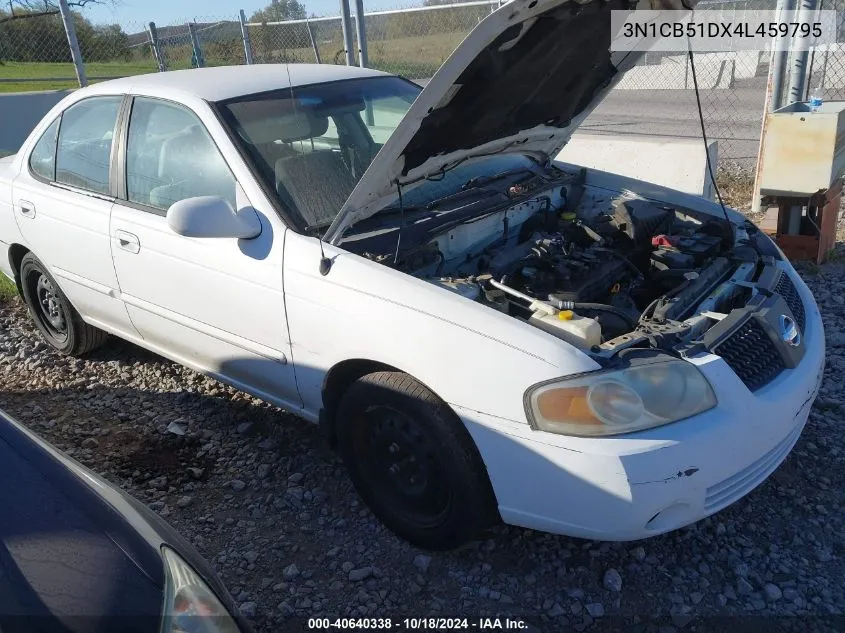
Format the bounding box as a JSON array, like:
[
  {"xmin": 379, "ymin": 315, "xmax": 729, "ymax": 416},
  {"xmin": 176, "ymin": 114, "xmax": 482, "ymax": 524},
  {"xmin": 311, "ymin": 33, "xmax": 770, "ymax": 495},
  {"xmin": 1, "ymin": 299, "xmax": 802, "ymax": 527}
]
[{"xmin": 0, "ymin": 10, "xmax": 131, "ymax": 63}]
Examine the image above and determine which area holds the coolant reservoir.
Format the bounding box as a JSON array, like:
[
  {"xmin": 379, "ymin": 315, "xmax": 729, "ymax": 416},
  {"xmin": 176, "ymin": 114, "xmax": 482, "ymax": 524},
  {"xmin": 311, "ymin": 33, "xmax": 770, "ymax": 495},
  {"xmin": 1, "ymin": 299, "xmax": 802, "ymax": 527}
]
[{"xmin": 529, "ymin": 310, "xmax": 602, "ymax": 350}]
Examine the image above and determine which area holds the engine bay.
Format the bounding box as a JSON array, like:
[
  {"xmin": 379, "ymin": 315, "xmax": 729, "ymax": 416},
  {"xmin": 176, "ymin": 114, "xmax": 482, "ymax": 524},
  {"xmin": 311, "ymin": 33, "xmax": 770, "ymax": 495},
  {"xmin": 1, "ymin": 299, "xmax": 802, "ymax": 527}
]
[{"xmin": 348, "ymin": 166, "xmax": 777, "ymax": 359}]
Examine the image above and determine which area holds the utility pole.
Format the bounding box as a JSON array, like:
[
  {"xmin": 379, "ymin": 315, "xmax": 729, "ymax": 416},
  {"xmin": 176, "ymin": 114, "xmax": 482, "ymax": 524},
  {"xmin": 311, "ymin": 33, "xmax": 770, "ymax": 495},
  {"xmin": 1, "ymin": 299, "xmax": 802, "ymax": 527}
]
[
  {"xmin": 353, "ymin": 0, "xmax": 368, "ymax": 68},
  {"xmin": 57, "ymin": 0, "xmax": 88, "ymax": 87},
  {"xmin": 752, "ymin": 0, "xmax": 797, "ymax": 215},
  {"xmin": 339, "ymin": 0, "xmax": 355, "ymax": 65},
  {"xmin": 785, "ymin": 0, "xmax": 819, "ymax": 105},
  {"xmin": 769, "ymin": 0, "xmax": 796, "ymax": 112}
]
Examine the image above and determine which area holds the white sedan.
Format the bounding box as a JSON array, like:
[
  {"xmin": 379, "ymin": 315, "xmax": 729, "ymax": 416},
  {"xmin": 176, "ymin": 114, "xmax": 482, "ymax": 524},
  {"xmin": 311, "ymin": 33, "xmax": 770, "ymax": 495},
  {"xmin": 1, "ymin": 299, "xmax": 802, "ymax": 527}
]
[{"xmin": 0, "ymin": 0, "xmax": 824, "ymax": 550}]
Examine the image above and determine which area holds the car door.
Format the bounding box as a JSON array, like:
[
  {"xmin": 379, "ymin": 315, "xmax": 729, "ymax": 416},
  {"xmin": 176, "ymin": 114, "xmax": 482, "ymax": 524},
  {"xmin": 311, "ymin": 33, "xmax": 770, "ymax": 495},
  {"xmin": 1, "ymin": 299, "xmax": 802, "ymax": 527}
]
[
  {"xmin": 11, "ymin": 95, "xmax": 138, "ymax": 336},
  {"xmin": 109, "ymin": 95, "xmax": 301, "ymax": 409}
]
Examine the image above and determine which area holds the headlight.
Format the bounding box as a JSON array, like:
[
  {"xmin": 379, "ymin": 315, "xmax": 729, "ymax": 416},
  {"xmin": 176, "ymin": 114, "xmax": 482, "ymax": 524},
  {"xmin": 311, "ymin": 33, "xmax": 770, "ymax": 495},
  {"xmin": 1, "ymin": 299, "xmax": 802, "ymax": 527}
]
[
  {"xmin": 525, "ymin": 359, "xmax": 717, "ymax": 437},
  {"xmin": 161, "ymin": 547, "xmax": 241, "ymax": 633}
]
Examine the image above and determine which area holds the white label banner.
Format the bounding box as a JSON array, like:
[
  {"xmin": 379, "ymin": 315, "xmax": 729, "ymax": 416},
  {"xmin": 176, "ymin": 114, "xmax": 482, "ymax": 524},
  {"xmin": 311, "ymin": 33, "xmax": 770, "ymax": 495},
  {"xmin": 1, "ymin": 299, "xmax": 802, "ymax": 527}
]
[{"xmin": 610, "ymin": 10, "xmax": 838, "ymax": 52}]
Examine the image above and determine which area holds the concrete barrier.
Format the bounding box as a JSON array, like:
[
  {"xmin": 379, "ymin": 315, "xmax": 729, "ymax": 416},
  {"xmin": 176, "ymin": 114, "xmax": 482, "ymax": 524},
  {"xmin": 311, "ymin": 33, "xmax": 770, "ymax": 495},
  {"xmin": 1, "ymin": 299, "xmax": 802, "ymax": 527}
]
[
  {"xmin": 656, "ymin": 52, "xmax": 762, "ymax": 80},
  {"xmin": 616, "ymin": 57, "xmax": 735, "ymax": 90},
  {"xmin": 0, "ymin": 90, "xmax": 69, "ymax": 154},
  {"xmin": 558, "ymin": 133, "xmax": 719, "ymax": 199}
]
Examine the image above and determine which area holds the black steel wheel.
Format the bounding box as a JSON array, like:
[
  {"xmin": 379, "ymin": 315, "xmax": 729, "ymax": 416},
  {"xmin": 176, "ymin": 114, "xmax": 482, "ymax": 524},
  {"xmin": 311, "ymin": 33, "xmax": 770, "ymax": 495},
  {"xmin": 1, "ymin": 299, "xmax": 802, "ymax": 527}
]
[
  {"xmin": 336, "ymin": 371, "xmax": 499, "ymax": 550},
  {"xmin": 32, "ymin": 272, "xmax": 68, "ymax": 343},
  {"xmin": 19, "ymin": 253, "xmax": 108, "ymax": 356}
]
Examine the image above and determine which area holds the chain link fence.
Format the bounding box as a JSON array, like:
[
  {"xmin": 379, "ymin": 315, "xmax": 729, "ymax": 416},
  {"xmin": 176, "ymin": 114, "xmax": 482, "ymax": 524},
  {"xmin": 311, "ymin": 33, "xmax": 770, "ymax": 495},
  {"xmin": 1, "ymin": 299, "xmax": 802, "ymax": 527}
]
[
  {"xmin": 806, "ymin": 0, "xmax": 845, "ymax": 100},
  {"xmin": 209, "ymin": 1, "xmax": 771, "ymax": 167},
  {"xmin": 0, "ymin": 12, "xmax": 159, "ymax": 91},
  {"xmin": 4, "ymin": 0, "xmax": 842, "ymax": 178}
]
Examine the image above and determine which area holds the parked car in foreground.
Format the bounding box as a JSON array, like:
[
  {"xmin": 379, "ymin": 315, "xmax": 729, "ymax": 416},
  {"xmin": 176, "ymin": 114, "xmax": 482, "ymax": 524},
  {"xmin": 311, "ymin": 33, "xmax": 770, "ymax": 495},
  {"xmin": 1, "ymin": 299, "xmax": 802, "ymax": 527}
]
[
  {"xmin": 0, "ymin": 408, "xmax": 246, "ymax": 633},
  {"xmin": 0, "ymin": 0, "xmax": 824, "ymax": 550}
]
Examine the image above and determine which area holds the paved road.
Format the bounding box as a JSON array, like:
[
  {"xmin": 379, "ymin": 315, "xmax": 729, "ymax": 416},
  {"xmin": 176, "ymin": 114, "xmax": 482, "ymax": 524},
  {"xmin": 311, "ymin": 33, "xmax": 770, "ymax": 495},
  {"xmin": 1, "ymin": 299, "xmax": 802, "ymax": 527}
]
[
  {"xmin": 581, "ymin": 77, "xmax": 768, "ymax": 169},
  {"xmin": 415, "ymin": 76, "xmax": 769, "ymax": 169}
]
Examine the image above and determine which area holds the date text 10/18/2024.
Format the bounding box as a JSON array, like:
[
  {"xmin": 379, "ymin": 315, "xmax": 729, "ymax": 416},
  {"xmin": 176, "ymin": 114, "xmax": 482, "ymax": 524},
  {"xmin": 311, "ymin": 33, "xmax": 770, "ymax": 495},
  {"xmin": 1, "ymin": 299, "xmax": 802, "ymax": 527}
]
[{"xmin": 307, "ymin": 618, "xmax": 531, "ymax": 630}]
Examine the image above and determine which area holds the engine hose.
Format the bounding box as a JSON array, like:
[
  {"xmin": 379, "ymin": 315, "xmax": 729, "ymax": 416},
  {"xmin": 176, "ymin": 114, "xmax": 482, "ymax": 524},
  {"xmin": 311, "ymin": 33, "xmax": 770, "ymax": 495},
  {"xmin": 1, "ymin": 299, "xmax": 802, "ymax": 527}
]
[
  {"xmin": 613, "ymin": 253, "xmax": 645, "ymax": 280},
  {"xmin": 548, "ymin": 296, "xmax": 638, "ymax": 330}
]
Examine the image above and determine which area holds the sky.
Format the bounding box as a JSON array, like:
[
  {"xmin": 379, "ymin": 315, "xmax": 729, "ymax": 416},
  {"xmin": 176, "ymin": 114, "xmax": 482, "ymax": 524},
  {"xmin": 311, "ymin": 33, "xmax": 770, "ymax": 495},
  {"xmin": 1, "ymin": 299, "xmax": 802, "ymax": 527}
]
[{"xmin": 84, "ymin": 0, "xmax": 407, "ymax": 29}]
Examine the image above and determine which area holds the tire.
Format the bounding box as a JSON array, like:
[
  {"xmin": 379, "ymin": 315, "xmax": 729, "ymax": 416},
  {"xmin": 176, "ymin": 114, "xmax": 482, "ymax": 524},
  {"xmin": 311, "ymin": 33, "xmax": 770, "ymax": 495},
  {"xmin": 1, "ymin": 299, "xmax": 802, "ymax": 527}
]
[
  {"xmin": 19, "ymin": 253, "xmax": 108, "ymax": 356},
  {"xmin": 336, "ymin": 371, "xmax": 500, "ymax": 550}
]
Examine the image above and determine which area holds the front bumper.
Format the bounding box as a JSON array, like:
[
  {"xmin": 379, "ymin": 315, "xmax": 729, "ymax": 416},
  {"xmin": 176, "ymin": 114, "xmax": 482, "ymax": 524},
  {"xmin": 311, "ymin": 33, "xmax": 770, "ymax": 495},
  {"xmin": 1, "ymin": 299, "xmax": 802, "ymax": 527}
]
[{"xmin": 457, "ymin": 265, "xmax": 825, "ymax": 540}]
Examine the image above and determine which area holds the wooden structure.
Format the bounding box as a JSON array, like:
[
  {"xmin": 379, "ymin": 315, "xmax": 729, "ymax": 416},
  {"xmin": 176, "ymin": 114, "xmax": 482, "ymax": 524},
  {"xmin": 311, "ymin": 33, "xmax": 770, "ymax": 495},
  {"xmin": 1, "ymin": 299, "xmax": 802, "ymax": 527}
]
[
  {"xmin": 757, "ymin": 101, "xmax": 845, "ymax": 264},
  {"xmin": 760, "ymin": 179, "xmax": 841, "ymax": 264}
]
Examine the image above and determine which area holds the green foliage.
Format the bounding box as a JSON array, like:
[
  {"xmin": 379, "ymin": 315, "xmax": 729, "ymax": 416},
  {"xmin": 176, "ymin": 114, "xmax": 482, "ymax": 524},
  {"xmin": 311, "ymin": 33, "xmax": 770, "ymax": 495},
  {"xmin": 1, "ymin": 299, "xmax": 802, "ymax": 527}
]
[
  {"xmin": 250, "ymin": 0, "xmax": 307, "ymax": 23},
  {"xmin": 0, "ymin": 275, "xmax": 16, "ymax": 302},
  {"xmin": 0, "ymin": 10, "xmax": 131, "ymax": 63}
]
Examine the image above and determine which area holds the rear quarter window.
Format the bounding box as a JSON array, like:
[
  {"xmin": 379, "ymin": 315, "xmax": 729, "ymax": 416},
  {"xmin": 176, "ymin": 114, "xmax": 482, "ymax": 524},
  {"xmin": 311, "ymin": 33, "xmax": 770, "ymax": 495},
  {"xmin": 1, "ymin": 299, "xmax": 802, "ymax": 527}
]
[{"xmin": 29, "ymin": 118, "xmax": 60, "ymax": 181}]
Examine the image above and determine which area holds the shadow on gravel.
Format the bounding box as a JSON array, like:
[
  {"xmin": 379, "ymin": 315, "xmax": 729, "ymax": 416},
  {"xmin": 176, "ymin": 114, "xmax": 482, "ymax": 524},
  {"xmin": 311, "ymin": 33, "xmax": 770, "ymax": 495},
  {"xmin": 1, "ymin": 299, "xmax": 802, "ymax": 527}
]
[{"xmin": 1, "ymin": 303, "xmax": 842, "ymax": 631}]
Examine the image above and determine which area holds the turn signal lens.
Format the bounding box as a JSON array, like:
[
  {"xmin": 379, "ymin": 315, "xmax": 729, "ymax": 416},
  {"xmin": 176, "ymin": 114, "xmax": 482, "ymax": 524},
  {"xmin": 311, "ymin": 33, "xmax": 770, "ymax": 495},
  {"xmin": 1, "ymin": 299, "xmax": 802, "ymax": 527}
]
[
  {"xmin": 161, "ymin": 547, "xmax": 242, "ymax": 633},
  {"xmin": 526, "ymin": 360, "xmax": 717, "ymax": 437}
]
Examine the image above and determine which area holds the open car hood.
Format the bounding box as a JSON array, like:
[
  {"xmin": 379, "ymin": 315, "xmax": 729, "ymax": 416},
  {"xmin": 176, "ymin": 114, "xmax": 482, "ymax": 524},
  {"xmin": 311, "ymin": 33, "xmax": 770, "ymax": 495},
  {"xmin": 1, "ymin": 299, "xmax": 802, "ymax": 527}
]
[{"xmin": 325, "ymin": 0, "xmax": 688, "ymax": 243}]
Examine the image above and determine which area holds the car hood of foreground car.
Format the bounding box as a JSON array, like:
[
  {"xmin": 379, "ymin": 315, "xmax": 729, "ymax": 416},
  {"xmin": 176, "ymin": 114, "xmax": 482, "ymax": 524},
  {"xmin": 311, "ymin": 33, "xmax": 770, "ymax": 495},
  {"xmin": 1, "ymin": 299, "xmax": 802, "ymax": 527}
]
[
  {"xmin": 0, "ymin": 408, "xmax": 245, "ymax": 630},
  {"xmin": 325, "ymin": 0, "xmax": 697, "ymax": 243}
]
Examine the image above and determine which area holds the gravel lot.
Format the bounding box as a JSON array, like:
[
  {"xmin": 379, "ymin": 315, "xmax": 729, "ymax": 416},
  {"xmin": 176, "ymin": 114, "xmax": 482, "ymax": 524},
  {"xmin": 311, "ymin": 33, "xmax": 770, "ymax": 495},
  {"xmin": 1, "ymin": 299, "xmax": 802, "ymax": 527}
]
[{"xmin": 0, "ymin": 253, "xmax": 843, "ymax": 632}]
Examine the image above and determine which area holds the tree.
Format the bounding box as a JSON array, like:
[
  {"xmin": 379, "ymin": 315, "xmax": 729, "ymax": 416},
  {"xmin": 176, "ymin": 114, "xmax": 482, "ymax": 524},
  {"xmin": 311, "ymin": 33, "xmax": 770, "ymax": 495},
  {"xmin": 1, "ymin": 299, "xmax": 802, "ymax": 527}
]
[
  {"xmin": 0, "ymin": 4, "xmax": 130, "ymax": 63},
  {"xmin": 250, "ymin": 0, "xmax": 306, "ymax": 23},
  {"xmin": 0, "ymin": 0, "xmax": 109, "ymax": 25}
]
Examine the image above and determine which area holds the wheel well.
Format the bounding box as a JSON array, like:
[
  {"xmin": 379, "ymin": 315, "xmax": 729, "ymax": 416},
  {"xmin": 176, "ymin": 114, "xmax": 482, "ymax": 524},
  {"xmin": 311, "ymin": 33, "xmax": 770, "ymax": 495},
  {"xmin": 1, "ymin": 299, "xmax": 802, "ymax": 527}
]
[
  {"xmin": 320, "ymin": 359, "xmax": 398, "ymax": 447},
  {"xmin": 7, "ymin": 244, "xmax": 29, "ymax": 296}
]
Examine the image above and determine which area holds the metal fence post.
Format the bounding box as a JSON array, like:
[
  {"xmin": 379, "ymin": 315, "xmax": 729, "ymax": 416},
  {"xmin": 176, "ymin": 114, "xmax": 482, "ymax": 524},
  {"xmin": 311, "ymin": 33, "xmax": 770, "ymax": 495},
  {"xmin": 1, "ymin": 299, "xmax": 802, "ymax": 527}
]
[
  {"xmin": 305, "ymin": 17, "xmax": 322, "ymax": 64},
  {"xmin": 56, "ymin": 0, "xmax": 88, "ymax": 87},
  {"xmin": 187, "ymin": 22, "xmax": 206, "ymax": 68},
  {"xmin": 339, "ymin": 0, "xmax": 355, "ymax": 65},
  {"xmin": 148, "ymin": 22, "xmax": 167, "ymax": 72},
  {"xmin": 353, "ymin": 0, "xmax": 368, "ymax": 68},
  {"xmin": 239, "ymin": 10, "xmax": 254, "ymax": 64}
]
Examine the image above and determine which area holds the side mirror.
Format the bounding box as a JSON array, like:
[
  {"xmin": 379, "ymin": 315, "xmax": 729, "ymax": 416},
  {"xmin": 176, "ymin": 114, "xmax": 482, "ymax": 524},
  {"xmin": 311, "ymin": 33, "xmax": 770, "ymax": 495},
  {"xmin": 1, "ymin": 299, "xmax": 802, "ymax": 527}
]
[{"xmin": 166, "ymin": 196, "xmax": 261, "ymax": 239}]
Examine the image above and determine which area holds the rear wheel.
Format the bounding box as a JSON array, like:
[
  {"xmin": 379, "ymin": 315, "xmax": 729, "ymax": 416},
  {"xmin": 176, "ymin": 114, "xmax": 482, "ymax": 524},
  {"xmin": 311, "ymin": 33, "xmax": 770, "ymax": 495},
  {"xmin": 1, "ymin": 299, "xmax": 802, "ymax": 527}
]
[
  {"xmin": 19, "ymin": 253, "xmax": 108, "ymax": 356},
  {"xmin": 336, "ymin": 371, "xmax": 499, "ymax": 550}
]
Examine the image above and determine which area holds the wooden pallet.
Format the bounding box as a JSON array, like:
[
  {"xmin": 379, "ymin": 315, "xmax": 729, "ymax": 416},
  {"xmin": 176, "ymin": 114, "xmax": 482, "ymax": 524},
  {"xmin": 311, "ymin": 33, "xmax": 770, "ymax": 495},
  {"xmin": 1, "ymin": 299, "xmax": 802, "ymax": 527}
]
[{"xmin": 760, "ymin": 178, "xmax": 841, "ymax": 264}]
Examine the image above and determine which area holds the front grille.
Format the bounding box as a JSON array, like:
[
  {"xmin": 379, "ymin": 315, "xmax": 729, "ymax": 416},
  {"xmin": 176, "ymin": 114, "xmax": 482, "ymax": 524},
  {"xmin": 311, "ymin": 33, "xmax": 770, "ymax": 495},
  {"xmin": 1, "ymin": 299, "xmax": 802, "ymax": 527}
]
[
  {"xmin": 712, "ymin": 318, "xmax": 786, "ymax": 391},
  {"xmin": 773, "ymin": 272, "xmax": 805, "ymax": 333}
]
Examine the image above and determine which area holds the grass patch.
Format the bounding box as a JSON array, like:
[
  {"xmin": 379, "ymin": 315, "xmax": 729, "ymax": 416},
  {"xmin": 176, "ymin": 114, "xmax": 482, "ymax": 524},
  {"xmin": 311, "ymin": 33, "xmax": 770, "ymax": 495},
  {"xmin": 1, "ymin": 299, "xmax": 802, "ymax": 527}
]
[
  {"xmin": 0, "ymin": 275, "xmax": 17, "ymax": 302},
  {"xmin": 0, "ymin": 60, "xmax": 161, "ymax": 93},
  {"xmin": 716, "ymin": 168, "xmax": 755, "ymax": 214},
  {"xmin": 0, "ymin": 151, "xmax": 16, "ymax": 301},
  {"xmin": 0, "ymin": 30, "xmax": 464, "ymax": 93}
]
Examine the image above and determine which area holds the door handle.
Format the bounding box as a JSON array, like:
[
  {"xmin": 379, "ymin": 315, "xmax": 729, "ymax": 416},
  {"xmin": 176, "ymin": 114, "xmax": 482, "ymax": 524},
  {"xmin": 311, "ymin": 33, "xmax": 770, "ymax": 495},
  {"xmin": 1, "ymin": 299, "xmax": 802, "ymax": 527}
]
[
  {"xmin": 115, "ymin": 230, "xmax": 140, "ymax": 254},
  {"xmin": 18, "ymin": 200, "xmax": 36, "ymax": 219}
]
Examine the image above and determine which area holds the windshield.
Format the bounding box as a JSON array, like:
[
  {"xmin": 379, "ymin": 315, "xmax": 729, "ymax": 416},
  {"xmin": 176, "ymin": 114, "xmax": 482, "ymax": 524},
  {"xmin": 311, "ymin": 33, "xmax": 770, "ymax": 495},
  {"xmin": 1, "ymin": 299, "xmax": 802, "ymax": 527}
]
[{"xmin": 218, "ymin": 76, "xmax": 420, "ymax": 230}]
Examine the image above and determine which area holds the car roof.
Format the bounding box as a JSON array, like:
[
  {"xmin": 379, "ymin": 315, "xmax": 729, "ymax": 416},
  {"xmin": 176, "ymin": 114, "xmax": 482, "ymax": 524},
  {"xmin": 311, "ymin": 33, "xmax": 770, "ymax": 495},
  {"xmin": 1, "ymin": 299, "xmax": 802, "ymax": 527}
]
[{"xmin": 82, "ymin": 64, "xmax": 393, "ymax": 102}]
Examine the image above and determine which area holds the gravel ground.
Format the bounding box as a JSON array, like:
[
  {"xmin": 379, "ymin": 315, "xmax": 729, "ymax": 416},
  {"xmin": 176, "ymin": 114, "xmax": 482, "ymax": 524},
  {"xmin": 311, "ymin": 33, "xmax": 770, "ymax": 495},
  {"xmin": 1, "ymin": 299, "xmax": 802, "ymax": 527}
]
[{"xmin": 0, "ymin": 253, "xmax": 843, "ymax": 632}]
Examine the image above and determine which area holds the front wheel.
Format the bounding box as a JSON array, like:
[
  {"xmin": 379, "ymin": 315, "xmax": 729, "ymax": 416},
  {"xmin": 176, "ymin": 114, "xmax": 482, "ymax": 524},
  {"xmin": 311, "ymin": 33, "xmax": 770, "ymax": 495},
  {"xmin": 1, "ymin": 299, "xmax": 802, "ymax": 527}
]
[
  {"xmin": 19, "ymin": 253, "xmax": 108, "ymax": 356},
  {"xmin": 336, "ymin": 371, "xmax": 500, "ymax": 550}
]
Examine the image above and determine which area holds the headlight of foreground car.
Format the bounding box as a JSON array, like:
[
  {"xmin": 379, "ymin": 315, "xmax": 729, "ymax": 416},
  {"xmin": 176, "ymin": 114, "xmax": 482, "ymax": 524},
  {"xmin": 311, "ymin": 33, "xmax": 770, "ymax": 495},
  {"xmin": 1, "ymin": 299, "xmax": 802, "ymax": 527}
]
[
  {"xmin": 162, "ymin": 547, "xmax": 241, "ymax": 633},
  {"xmin": 525, "ymin": 360, "xmax": 717, "ymax": 437}
]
